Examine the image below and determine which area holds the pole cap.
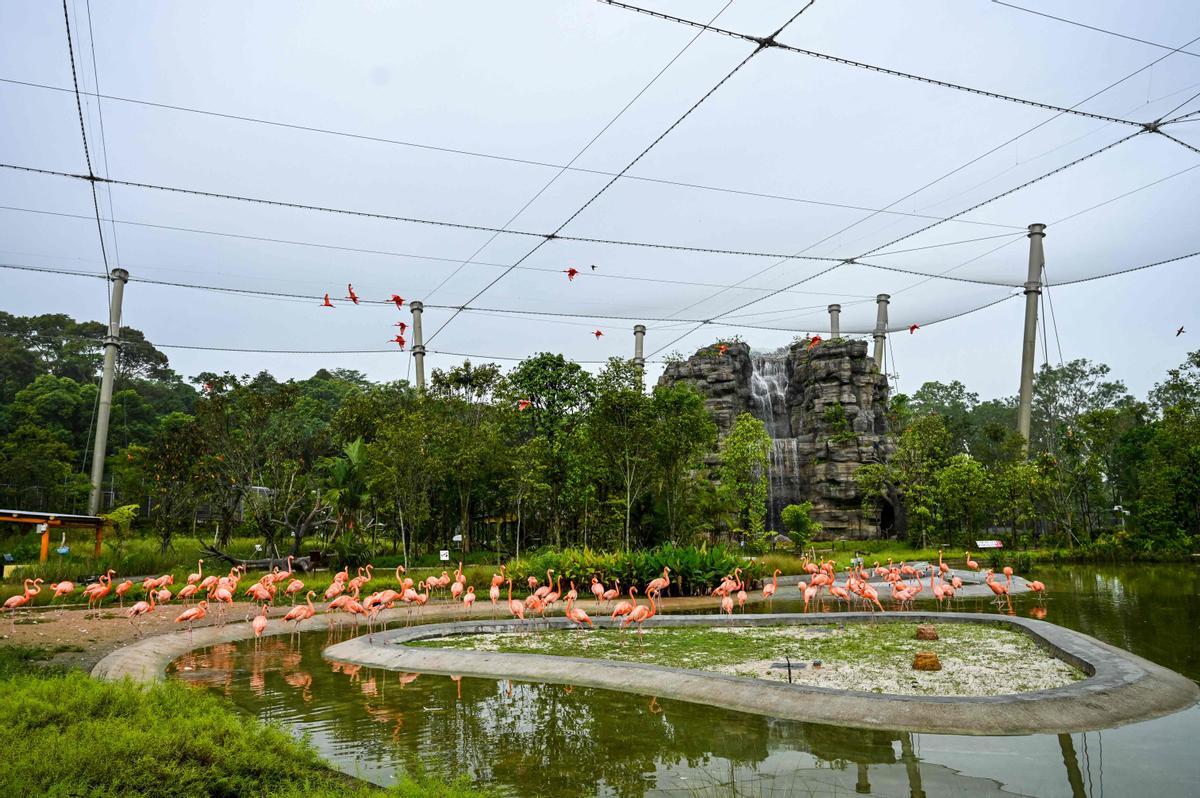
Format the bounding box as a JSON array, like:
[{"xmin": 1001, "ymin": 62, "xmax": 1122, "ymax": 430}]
[
  {"xmin": 1027, "ymin": 223, "xmax": 1047, "ymax": 236},
  {"xmin": 409, "ymin": 300, "xmax": 424, "ymax": 312},
  {"xmin": 110, "ymin": 268, "xmax": 129, "ymax": 282}
]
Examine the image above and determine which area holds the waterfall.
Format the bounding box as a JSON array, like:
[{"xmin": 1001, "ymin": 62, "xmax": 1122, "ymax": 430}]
[
  {"xmin": 749, "ymin": 356, "xmax": 790, "ymax": 438},
  {"xmin": 749, "ymin": 356, "xmax": 796, "ymax": 532}
]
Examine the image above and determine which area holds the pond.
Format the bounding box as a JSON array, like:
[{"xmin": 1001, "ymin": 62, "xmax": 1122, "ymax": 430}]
[{"xmin": 169, "ymin": 563, "xmax": 1200, "ymax": 797}]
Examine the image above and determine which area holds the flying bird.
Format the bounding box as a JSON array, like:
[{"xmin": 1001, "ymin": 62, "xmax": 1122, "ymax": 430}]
[
  {"xmin": 909, "ymin": 323, "xmax": 920, "ymax": 334},
  {"xmin": 807, "ymin": 335, "xmax": 823, "ymax": 350},
  {"xmin": 564, "ymin": 267, "xmax": 579, "ymax": 281},
  {"xmin": 593, "ymin": 329, "xmax": 604, "ymax": 339},
  {"xmin": 347, "ymin": 284, "xmax": 360, "ymax": 305},
  {"xmin": 394, "ymin": 321, "xmax": 408, "ymax": 334},
  {"xmin": 518, "ymin": 399, "xmax": 533, "ymax": 411},
  {"xmin": 1177, "ymin": 325, "xmax": 1186, "ymax": 337},
  {"xmin": 321, "ymin": 293, "xmax": 334, "ymax": 308},
  {"xmin": 390, "ymin": 335, "xmax": 406, "ymax": 349},
  {"xmin": 390, "ymin": 294, "xmax": 404, "ymax": 309},
  {"xmin": 590, "ymin": 264, "xmax": 596, "ymax": 271}
]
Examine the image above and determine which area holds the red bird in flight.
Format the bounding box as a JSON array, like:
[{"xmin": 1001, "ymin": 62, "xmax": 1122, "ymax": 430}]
[
  {"xmin": 347, "ymin": 284, "xmax": 360, "ymax": 305},
  {"xmin": 807, "ymin": 335, "xmax": 822, "ymax": 350},
  {"xmin": 593, "ymin": 329, "xmax": 603, "ymax": 339},
  {"xmin": 321, "ymin": 293, "xmax": 334, "ymax": 308},
  {"xmin": 390, "ymin": 334, "xmax": 406, "ymax": 349},
  {"xmin": 391, "ymin": 294, "xmax": 404, "ymax": 309},
  {"xmin": 394, "ymin": 321, "xmax": 408, "ymax": 334},
  {"xmin": 517, "ymin": 399, "xmax": 533, "ymax": 411},
  {"xmin": 909, "ymin": 323, "xmax": 920, "ymax": 334},
  {"xmin": 565, "ymin": 268, "xmax": 579, "ymax": 281}
]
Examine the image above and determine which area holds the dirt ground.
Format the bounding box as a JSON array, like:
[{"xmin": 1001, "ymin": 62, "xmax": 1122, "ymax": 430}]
[{"xmin": 0, "ymin": 593, "xmax": 733, "ymax": 671}]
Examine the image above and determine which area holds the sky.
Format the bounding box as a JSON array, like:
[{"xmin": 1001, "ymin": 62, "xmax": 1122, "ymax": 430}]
[{"xmin": 1, "ymin": 0, "xmax": 1198, "ymax": 401}]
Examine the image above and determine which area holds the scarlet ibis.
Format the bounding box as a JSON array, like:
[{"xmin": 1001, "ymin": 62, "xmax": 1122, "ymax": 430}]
[
  {"xmin": 394, "ymin": 321, "xmax": 408, "ymax": 333},
  {"xmin": 518, "ymin": 399, "xmax": 532, "ymax": 411},
  {"xmin": 321, "ymin": 293, "xmax": 334, "ymax": 308},
  {"xmin": 391, "ymin": 294, "xmax": 404, "ymax": 309},
  {"xmin": 564, "ymin": 267, "xmax": 579, "ymax": 281},
  {"xmin": 347, "ymin": 284, "xmax": 360, "ymax": 305},
  {"xmin": 718, "ymin": 344, "xmax": 728, "ymax": 355},
  {"xmin": 390, "ymin": 335, "xmax": 406, "ymax": 348},
  {"xmin": 909, "ymin": 323, "xmax": 920, "ymax": 334},
  {"xmin": 807, "ymin": 335, "xmax": 822, "ymax": 350},
  {"xmin": 593, "ymin": 329, "xmax": 603, "ymax": 339},
  {"xmin": 1177, "ymin": 325, "xmax": 1186, "ymax": 336}
]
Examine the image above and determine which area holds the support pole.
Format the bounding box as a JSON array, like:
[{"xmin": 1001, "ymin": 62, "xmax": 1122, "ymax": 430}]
[
  {"xmin": 1017, "ymin": 223, "xmax": 1045, "ymax": 454},
  {"xmin": 633, "ymin": 324, "xmax": 646, "ymax": 367},
  {"xmin": 828, "ymin": 304, "xmax": 841, "ymax": 339},
  {"xmin": 88, "ymin": 268, "xmax": 128, "ymax": 516},
  {"xmin": 872, "ymin": 294, "xmax": 890, "ymax": 371},
  {"xmin": 410, "ymin": 300, "xmax": 426, "ymax": 392},
  {"xmin": 38, "ymin": 523, "xmax": 49, "ymax": 564}
]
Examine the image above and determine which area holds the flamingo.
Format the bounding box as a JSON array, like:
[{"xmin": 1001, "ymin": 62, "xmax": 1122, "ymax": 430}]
[
  {"xmin": 611, "ymin": 586, "xmax": 637, "ymax": 622},
  {"xmin": 282, "ymin": 591, "xmax": 317, "ymax": 635},
  {"xmin": 49, "ymin": 580, "xmax": 75, "ymax": 611},
  {"xmin": 155, "ymin": 587, "xmax": 173, "ymax": 606},
  {"xmin": 602, "ymin": 578, "xmax": 621, "ymax": 604},
  {"xmin": 113, "ymin": 579, "xmax": 133, "ymax": 607},
  {"xmin": 623, "ymin": 587, "xmax": 656, "ymax": 639},
  {"xmin": 762, "ymin": 569, "xmax": 781, "ymax": 607},
  {"xmin": 720, "ymin": 590, "xmax": 734, "ymax": 617},
  {"xmin": 965, "ymin": 551, "xmax": 979, "ymax": 571},
  {"xmin": 187, "ymin": 559, "xmax": 204, "ymax": 585},
  {"xmin": 450, "ymin": 578, "xmax": 464, "ymax": 602},
  {"xmin": 803, "ymin": 583, "xmax": 820, "ymax": 613},
  {"xmin": 526, "ymin": 574, "xmax": 540, "ymax": 591},
  {"xmin": 506, "ymin": 579, "xmax": 525, "ymax": 623},
  {"xmin": 566, "ymin": 581, "xmax": 579, "ymax": 603},
  {"xmin": 1028, "ymin": 579, "xmax": 1047, "ymax": 599},
  {"xmin": 534, "ymin": 570, "xmax": 554, "ymax": 600},
  {"xmin": 645, "ymin": 566, "xmax": 671, "ymax": 599},
  {"xmin": 251, "ymin": 604, "xmax": 269, "ymax": 642},
  {"xmin": 126, "ymin": 588, "xmax": 156, "ymax": 636},
  {"xmin": 3, "ymin": 579, "xmax": 39, "ymax": 629},
  {"xmin": 565, "ymin": 596, "xmax": 593, "ymax": 628},
  {"xmin": 543, "ymin": 577, "xmax": 562, "ymax": 610},
  {"xmin": 491, "ymin": 566, "xmax": 506, "ymax": 589},
  {"xmin": 273, "ymin": 555, "xmax": 296, "ymax": 584},
  {"xmin": 175, "ymin": 600, "xmax": 208, "ymax": 634},
  {"xmin": 177, "ymin": 584, "xmax": 200, "ymax": 605},
  {"xmin": 488, "ymin": 582, "xmax": 501, "ymax": 617},
  {"xmin": 590, "ymin": 577, "xmax": 605, "ymax": 605},
  {"xmin": 83, "ymin": 569, "xmax": 115, "ymax": 613},
  {"xmin": 324, "ymin": 579, "xmax": 346, "ymax": 601},
  {"xmin": 284, "ymin": 578, "xmax": 305, "ymax": 603},
  {"xmin": 462, "ymin": 586, "xmax": 476, "ymax": 614}
]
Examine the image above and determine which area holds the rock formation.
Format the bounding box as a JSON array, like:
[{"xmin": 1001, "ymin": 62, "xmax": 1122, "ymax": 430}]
[{"xmin": 658, "ymin": 338, "xmax": 897, "ymax": 539}]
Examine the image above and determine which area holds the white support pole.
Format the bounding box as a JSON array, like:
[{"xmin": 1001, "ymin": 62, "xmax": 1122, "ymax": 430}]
[
  {"xmin": 828, "ymin": 304, "xmax": 841, "ymax": 339},
  {"xmin": 1017, "ymin": 223, "xmax": 1046, "ymax": 454},
  {"xmin": 410, "ymin": 300, "xmax": 426, "ymax": 391},
  {"xmin": 88, "ymin": 268, "xmax": 128, "ymax": 516},
  {"xmin": 633, "ymin": 324, "xmax": 646, "ymax": 367},
  {"xmin": 872, "ymin": 294, "xmax": 890, "ymax": 371}
]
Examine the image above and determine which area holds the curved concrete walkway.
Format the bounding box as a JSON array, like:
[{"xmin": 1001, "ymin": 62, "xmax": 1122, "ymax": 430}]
[{"xmin": 323, "ymin": 612, "xmax": 1198, "ymax": 736}]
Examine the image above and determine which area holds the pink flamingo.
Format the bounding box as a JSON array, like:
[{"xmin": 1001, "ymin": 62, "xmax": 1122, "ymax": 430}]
[
  {"xmin": 623, "ymin": 587, "xmax": 656, "ymax": 639},
  {"xmin": 565, "ymin": 595, "xmax": 593, "ymax": 628},
  {"xmin": 462, "ymin": 586, "xmax": 476, "ymax": 614},
  {"xmin": 126, "ymin": 588, "xmax": 156, "ymax": 636},
  {"xmin": 282, "ymin": 590, "xmax": 316, "ymax": 635},
  {"xmin": 175, "ymin": 600, "xmax": 208, "ymax": 634},
  {"xmin": 762, "ymin": 569, "xmax": 781, "ymax": 607},
  {"xmin": 284, "ymin": 578, "xmax": 305, "ymax": 603},
  {"xmin": 645, "ymin": 566, "xmax": 671, "ymax": 599},
  {"xmin": 602, "ymin": 578, "xmax": 621, "ymax": 604},
  {"xmin": 566, "ymin": 580, "xmax": 579, "ymax": 603},
  {"xmin": 611, "ymin": 586, "xmax": 637, "ymax": 621},
  {"xmin": 177, "ymin": 584, "xmax": 200, "ymax": 605},
  {"xmin": 488, "ymin": 582, "xmax": 501, "ymax": 617},
  {"xmin": 251, "ymin": 604, "xmax": 269, "ymax": 644},
  {"xmin": 965, "ymin": 551, "xmax": 979, "ymax": 571},
  {"xmin": 507, "ymin": 579, "xmax": 525, "ymax": 623},
  {"xmin": 187, "ymin": 559, "xmax": 204, "ymax": 585},
  {"xmin": 534, "ymin": 569, "xmax": 554, "ymax": 600},
  {"xmin": 590, "ymin": 577, "xmax": 605, "ymax": 605},
  {"xmin": 114, "ymin": 579, "xmax": 134, "ymax": 607}
]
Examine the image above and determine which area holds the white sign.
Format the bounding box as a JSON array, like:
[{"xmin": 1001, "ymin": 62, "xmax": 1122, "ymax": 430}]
[
  {"xmin": 439, "ymin": 549, "xmax": 450, "ymax": 562},
  {"xmin": 451, "ymin": 534, "xmax": 463, "ymax": 543},
  {"xmin": 975, "ymin": 540, "xmax": 1004, "ymax": 549}
]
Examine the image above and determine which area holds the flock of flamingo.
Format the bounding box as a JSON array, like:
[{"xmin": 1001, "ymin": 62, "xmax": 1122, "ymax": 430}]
[{"xmin": 1, "ymin": 549, "xmax": 1046, "ymax": 638}]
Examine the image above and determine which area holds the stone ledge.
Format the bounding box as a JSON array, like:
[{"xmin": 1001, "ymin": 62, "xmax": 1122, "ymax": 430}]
[{"xmin": 322, "ymin": 612, "xmax": 1199, "ymax": 736}]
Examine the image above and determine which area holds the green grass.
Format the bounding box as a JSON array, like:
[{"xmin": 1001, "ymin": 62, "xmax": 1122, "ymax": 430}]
[{"xmin": 0, "ymin": 645, "xmax": 483, "ymax": 797}]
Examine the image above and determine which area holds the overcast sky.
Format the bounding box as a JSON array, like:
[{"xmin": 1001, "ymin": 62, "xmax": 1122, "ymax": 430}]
[{"xmin": 2, "ymin": 0, "xmax": 1198, "ymax": 401}]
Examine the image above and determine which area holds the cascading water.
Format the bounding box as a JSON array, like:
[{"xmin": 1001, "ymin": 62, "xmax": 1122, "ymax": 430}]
[{"xmin": 748, "ymin": 356, "xmax": 799, "ymax": 531}]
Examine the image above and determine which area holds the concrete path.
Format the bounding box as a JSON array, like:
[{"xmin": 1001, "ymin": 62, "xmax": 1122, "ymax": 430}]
[{"xmin": 323, "ymin": 612, "xmax": 1198, "ymax": 736}]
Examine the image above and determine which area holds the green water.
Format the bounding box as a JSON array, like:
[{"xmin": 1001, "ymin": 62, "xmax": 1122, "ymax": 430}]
[{"xmin": 170, "ymin": 563, "xmax": 1200, "ymax": 797}]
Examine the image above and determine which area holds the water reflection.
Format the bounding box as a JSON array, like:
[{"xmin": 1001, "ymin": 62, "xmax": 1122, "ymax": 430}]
[{"xmin": 168, "ymin": 564, "xmax": 1200, "ymax": 797}]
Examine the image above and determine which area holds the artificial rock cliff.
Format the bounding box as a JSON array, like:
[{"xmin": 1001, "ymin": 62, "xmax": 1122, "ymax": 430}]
[{"xmin": 658, "ymin": 339, "xmax": 897, "ymax": 539}]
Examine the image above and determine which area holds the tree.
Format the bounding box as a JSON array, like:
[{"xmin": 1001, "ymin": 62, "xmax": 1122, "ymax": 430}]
[
  {"xmin": 934, "ymin": 454, "xmax": 995, "ymax": 546},
  {"xmin": 586, "ymin": 359, "xmax": 658, "ymax": 550},
  {"xmin": 719, "ymin": 413, "xmax": 771, "ymax": 538},
  {"xmin": 781, "ymin": 501, "xmax": 821, "ymax": 549},
  {"xmin": 649, "ymin": 383, "xmax": 716, "ymax": 539}
]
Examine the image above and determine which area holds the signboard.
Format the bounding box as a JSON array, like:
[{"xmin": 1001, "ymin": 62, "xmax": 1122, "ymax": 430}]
[
  {"xmin": 975, "ymin": 540, "xmax": 1004, "ymax": 549},
  {"xmin": 439, "ymin": 549, "xmax": 450, "ymax": 562}
]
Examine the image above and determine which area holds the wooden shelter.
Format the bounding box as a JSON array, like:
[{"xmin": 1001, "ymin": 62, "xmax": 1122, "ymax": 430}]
[{"xmin": 0, "ymin": 509, "xmax": 106, "ymax": 563}]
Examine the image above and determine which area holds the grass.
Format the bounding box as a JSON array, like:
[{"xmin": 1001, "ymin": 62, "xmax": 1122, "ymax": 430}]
[
  {"xmin": 0, "ymin": 645, "xmax": 484, "ymax": 797},
  {"xmin": 412, "ymin": 622, "xmax": 1084, "ymax": 696}
]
